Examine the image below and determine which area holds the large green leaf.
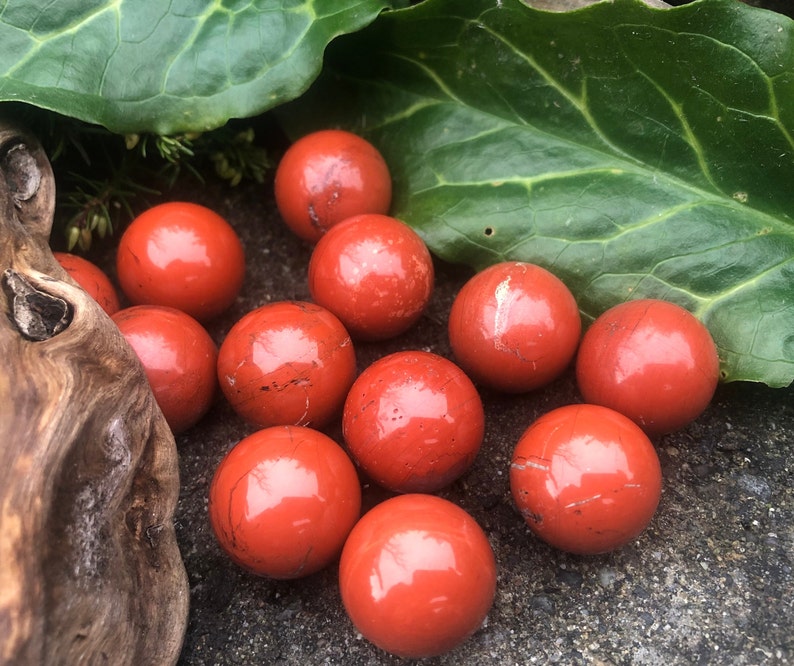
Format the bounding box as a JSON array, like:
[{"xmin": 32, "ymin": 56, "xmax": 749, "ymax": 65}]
[
  {"xmin": 0, "ymin": 0, "xmax": 393, "ymax": 135},
  {"xmin": 281, "ymin": 0, "xmax": 794, "ymax": 387}
]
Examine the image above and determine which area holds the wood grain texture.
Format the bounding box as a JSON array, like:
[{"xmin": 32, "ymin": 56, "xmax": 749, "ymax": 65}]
[{"xmin": 0, "ymin": 121, "xmax": 188, "ymax": 665}]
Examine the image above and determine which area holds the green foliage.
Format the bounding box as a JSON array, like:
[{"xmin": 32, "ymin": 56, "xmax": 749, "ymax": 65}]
[
  {"xmin": 0, "ymin": 0, "xmax": 388, "ymax": 246},
  {"xmin": 0, "ymin": 0, "xmax": 792, "ymax": 387},
  {"xmin": 280, "ymin": 0, "xmax": 794, "ymax": 386},
  {"xmin": 0, "ymin": 0, "xmax": 392, "ymax": 134}
]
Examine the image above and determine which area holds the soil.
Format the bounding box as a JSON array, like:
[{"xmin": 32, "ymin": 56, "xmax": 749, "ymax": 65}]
[{"xmin": 150, "ymin": 174, "xmax": 794, "ymax": 666}]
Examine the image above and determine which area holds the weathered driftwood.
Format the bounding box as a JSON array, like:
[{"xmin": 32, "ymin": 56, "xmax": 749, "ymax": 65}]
[{"xmin": 0, "ymin": 122, "xmax": 188, "ymax": 664}]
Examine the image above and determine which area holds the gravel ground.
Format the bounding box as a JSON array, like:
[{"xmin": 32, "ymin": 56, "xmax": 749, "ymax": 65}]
[{"xmin": 162, "ymin": 178, "xmax": 793, "ymax": 666}]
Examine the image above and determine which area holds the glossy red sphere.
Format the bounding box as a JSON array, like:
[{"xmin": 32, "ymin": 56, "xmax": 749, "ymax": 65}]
[
  {"xmin": 576, "ymin": 299, "xmax": 720, "ymax": 435},
  {"xmin": 274, "ymin": 129, "xmax": 392, "ymax": 243},
  {"xmin": 308, "ymin": 213, "xmax": 434, "ymax": 340},
  {"xmin": 342, "ymin": 350, "xmax": 484, "ymax": 493},
  {"xmin": 448, "ymin": 261, "xmax": 581, "ymax": 393},
  {"xmin": 217, "ymin": 301, "xmax": 356, "ymax": 429},
  {"xmin": 112, "ymin": 305, "xmax": 218, "ymax": 434},
  {"xmin": 116, "ymin": 201, "xmax": 245, "ymax": 321},
  {"xmin": 510, "ymin": 403, "xmax": 662, "ymax": 555},
  {"xmin": 209, "ymin": 425, "xmax": 361, "ymax": 579},
  {"xmin": 54, "ymin": 251, "xmax": 120, "ymax": 316},
  {"xmin": 339, "ymin": 493, "xmax": 496, "ymax": 658}
]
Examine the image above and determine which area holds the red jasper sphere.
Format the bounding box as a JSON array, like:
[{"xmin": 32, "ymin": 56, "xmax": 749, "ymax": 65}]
[
  {"xmin": 274, "ymin": 129, "xmax": 392, "ymax": 243},
  {"xmin": 576, "ymin": 298, "xmax": 720, "ymax": 435},
  {"xmin": 112, "ymin": 304, "xmax": 218, "ymax": 434},
  {"xmin": 54, "ymin": 251, "xmax": 120, "ymax": 316},
  {"xmin": 339, "ymin": 493, "xmax": 496, "ymax": 658},
  {"xmin": 308, "ymin": 213, "xmax": 434, "ymax": 340},
  {"xmin": 217, "ymin": 301, "xmax": 356, "ymax": 429},
  {"xmin": 448, "ymin": 261, "xmax": 581, "ymax": 393},
  {"xmin": 342, "ymin": 350, "xmax": 484, "ymax": 493},
  {"xmin": 510, "ymin": 403, "xmax": 662, "ymax": 555},
  {"xmin": 209, "ymin": 425, "xmax": 362, "ymax": 579},
  {"xmin": 116, "ymin": 201, "xmax": 245, "ymax": 322}
]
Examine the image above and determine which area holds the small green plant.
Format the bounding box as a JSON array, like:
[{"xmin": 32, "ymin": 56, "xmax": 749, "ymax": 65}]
[
  {"xmin": 20, "ymin": 109, "xmax": 272, "ymax": 252},
  {"xmin": 210, "ymin": 127, "xmax": 271, "ymax": 187},
  {"xmin": 62, "ymin": 168, "xmax": 156, "ymax": 252}
]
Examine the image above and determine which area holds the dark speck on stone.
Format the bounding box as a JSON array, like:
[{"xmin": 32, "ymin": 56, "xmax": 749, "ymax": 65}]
[
  {"xmin": 736, "ymin": 473, "xmax": 773, "ymax": 501},
  {"xmin": 556, "ymin": 568, "xmax": 584, "ymax": 587},
  {"xmin": 529, "ymin": 594, "xmax": 556, "ymax": 614}
]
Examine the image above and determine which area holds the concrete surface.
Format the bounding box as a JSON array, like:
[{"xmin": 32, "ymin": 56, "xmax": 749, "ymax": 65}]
[{"xmin": 165, "ymin": 178, "xmax": 793, "ymax": 666}]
